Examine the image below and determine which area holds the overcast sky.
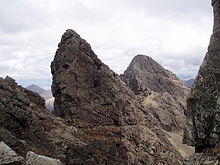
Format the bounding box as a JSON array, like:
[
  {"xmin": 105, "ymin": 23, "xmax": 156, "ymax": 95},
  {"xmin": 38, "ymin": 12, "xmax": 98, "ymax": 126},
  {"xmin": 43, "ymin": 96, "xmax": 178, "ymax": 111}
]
[{"xmin": 0, "ymin": 0, "xmax": 213, "ymax": 88}]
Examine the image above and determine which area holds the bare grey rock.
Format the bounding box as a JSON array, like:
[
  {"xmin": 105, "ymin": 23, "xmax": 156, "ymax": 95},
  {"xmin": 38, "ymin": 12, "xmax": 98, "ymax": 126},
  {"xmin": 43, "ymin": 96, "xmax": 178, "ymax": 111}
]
[
  {"xmin": 25, "ymin": 151, "xmax": 63, "ymax": 165},
  {"xmin": 0, "ymin": 141, "xmax": 23, "ymax": 165},
  {"xmin": 183, "ymin": 0, "xmax": 220, "ymax": 151},
  {"xmin": 51, "ymin": 29, "xmax": 185, "ymax": 164}
]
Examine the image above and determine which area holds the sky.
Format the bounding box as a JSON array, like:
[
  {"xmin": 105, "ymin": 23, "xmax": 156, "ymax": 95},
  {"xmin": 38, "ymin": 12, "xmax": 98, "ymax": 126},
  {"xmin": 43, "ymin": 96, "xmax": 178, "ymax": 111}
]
[{"xmin": 0, "ymin": 0, "xmax": 213, "ymax": 89}]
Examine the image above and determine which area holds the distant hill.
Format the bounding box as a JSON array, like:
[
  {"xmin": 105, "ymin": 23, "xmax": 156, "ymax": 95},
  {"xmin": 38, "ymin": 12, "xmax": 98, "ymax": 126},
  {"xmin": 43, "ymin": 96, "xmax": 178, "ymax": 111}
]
[
  {"xmin": 26, "ymin": 84, "xmax": 46, "ymax": 94},
  {"xmin": 26, "ymin": 84, "xmax": 54, "ymax": 111},
  {"xmin": 183, "ymin": 79, "xmax": 194, "ymax": 87}
]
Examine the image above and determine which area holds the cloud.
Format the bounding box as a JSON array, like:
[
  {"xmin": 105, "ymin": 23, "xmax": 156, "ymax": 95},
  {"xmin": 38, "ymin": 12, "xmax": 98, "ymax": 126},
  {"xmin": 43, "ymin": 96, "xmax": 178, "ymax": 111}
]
[{"xmin": 0, "ymin": 0, "xmax": 213, "ymax": 88}]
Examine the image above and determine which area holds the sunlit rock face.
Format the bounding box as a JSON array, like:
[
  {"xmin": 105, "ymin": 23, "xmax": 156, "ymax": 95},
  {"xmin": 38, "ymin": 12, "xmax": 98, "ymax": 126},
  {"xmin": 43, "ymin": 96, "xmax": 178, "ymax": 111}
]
[{"xmin": 183, "ymin": 0, "xmax": 220, "ymax": 152}]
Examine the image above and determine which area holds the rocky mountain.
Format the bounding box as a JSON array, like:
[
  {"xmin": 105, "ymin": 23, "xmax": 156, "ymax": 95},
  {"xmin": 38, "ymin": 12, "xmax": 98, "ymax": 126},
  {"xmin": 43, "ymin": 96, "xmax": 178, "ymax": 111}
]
[
  {"xmin": 183, "ymin": 0, "xmax": 220, "ymax": 164},
  {"xmin": 26, "ymin": 84, "xmax": 54, "ymax": 111},
  {"xmin": 50, "ymin": 29, "xmax": 193, "ymax": 164},
  {"xmin": 183, "ymin": 79, "xmax": 194, "ymax": 88},
  {"xmin": 26, "ymin": 84, "xmax": 46, "ymax": 94},
  {"xmin": 120, "ymin": 55, "xmax": 193, "ymax": 156},
  {"xmin": 0, "ymin": 29, "xmax": 193, "ymax": 164},
  {"xmin": 120, "ymin": 55, "xmax": 189, "ymax": 131},
  {"xmin": 120, "ymin": 55, "xmax": 188, "ymax": 96}
]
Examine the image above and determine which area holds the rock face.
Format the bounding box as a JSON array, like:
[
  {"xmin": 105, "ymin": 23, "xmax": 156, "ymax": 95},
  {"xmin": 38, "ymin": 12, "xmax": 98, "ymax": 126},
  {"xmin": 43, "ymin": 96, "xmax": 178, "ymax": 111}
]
[
  {"xmin": 183, "ymin": 0, "xmax": 220, "ymax": 152},
  {"xmin": 0, "ymin": 76, "xmax": 85, "ymax": 163},
  {"xmin": 0, "ymin": 141, "xmax": 24, "ymax": 165},
  {"xmin": 51, "ymin": 29, "xmax": 189, "ymax": 164},
  {"xmin": 121, "ymin": 55, "xmax": 189, "ymax": 131},
  {"xmin": 120, "ymin": 55, "xmax": 187, "ymax": 96}
]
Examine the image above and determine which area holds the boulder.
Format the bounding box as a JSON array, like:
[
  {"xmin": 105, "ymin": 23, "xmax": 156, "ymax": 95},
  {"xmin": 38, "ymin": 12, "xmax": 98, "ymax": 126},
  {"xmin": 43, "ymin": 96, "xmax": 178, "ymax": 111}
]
[
  {"xmin": 0, "ymin": 141, "xmax": 23, "ymax": 165},
  {"xmin": 25, "ymin": 151, "xmax": 63, "ymax": 165}
]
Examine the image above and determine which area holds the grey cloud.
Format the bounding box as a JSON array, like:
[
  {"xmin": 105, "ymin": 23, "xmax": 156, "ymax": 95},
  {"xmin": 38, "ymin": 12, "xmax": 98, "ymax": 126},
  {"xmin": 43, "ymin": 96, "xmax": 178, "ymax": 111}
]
[{"xmin": 0, "ymin": 0, "xmax": 214, "ymax": 83}]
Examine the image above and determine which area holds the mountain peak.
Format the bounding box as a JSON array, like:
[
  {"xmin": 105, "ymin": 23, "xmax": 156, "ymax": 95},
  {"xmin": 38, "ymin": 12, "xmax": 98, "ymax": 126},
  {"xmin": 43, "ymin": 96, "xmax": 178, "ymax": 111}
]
[
  {"xmin": 26, "ymin": 84, "xmax": 46, "ymax": 94},
  {"xmin": 121, "ymin": 54, "xmax": 186, "ymax": 95},
  {"xmin": 128, "ymin": 54, "xmax": 162, "ymax": 71}
]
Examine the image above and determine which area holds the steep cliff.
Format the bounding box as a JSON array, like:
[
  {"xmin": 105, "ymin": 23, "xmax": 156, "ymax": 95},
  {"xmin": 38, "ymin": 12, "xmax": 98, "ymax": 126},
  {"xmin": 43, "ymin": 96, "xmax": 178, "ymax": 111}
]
[
  {"xmin": 183, "ymin": 0, "xmax": 220, "ymax": 164},
  {"xmin": 51, "ymin": 29, "xmax": 185, "ymax": 164},
  {"xmin": 183, "ymin": 0, "xmax": 220, "ymax": 150}
]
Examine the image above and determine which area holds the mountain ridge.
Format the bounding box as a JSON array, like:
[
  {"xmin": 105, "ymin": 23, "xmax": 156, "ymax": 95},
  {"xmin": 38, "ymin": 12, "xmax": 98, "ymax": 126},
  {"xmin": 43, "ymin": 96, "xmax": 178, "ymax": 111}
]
[{"xmin": 26, "ymin": 84, "xmax": 54, "ymax": 111}]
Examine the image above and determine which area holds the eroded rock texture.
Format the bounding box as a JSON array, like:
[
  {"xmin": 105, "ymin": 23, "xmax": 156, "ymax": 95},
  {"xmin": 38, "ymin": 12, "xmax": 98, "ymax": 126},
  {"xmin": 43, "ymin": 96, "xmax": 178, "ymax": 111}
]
[
  {"xmin": 183, "ymin": 0, "xmax": 220, "ymax": 152},
  {"xmin": 121, "ymin": 55, "xmax": 189, "ymax": 131},
  {"xmin": 51, "ymin": 29, "xmax": 188, "ymax": 165},
  {"xmin": 120, "ymin": 55, "xmax": 187, "ymax": 96},
  {"xmin": 120, "ymin": 55, "xmax": 193, "ymax": 156},
  {"xmin": 0, "ymin": 76, "xmax": 85, "ymax": 163}
]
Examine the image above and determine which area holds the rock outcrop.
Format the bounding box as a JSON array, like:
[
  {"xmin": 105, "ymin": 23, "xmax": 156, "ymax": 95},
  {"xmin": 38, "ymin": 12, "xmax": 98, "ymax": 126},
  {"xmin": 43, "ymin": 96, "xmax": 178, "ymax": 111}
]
[
  {"xmin": 183, "ymin": 0, "xmax": 220, "ymax": 151},
  {"xmin": 0, "ymin": 76, "xmax": 85, "ymax": 164},
  {"xmin": 0, "ymin": 141, "xmax": 24, "ymax": 165},
  {"xmin": 121, "ymin": 55, "xmax": 189, "ymax": 131},
  {"xmin": 51, "ymin": 29, "xmax": 189, "ymax": 164},
  {"xmin": 183, "ymin": 0, "xmax": 220, "ymax": 164}
]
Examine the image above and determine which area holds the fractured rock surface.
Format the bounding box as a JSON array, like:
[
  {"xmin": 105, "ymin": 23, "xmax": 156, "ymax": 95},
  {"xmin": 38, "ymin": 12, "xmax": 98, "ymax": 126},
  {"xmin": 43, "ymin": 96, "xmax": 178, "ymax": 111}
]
[
  {"xmin": 120, "ymin": 55, "xmax": 188, "ymax": 96},
  {"xmin": 121, "ymin": 55, "xmax": 189, "ymax": 131},
  {"xmin": 183, "ymin": 0, "xmax": 220, "ymax": 150},
  {"xmin": 120, "ymin": 55, "xmax": 193, "ymax": 156},
  {"xmin": 51, "ymin": 29, "xmax": 186, "ymax": 164}
]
